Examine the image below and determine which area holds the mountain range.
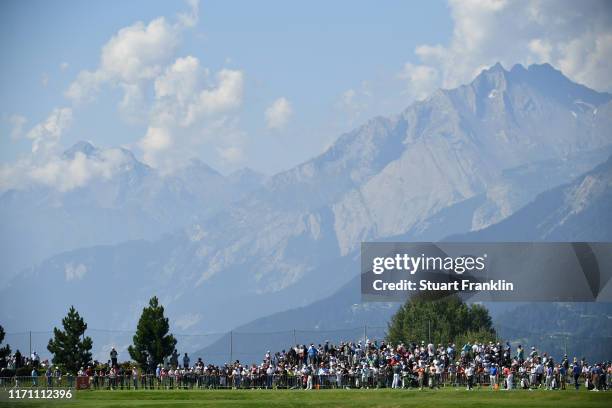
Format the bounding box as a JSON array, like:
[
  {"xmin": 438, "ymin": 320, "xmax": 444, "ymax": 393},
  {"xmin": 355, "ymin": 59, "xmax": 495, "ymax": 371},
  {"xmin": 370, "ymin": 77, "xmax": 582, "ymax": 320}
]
[
  {"xmin": 196, "ymin": 154, "xmax": 612, "ymax": 363},
  {"xmin": 1, "ymin": 63, "xmax": 611, "ymax": 362}
]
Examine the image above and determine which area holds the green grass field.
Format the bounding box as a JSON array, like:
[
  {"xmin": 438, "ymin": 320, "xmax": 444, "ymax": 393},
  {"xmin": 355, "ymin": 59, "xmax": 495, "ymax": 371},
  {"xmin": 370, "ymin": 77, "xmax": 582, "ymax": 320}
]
[{"xmin": 1, "ymin": 388, "xmax": 611, "ymax": 408}]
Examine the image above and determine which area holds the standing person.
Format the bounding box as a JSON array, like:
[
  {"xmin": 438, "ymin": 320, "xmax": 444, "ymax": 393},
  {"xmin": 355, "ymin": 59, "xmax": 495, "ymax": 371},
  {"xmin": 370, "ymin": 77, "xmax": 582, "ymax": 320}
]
[
  {"xmin": 465, "ymin": 364, "xmax": 474, "ymax": 391},
  {"xmin": 573, "ymin": 361, "xmax": 581, "ymax": 390},
  {"xmin": 435, "ymin": 360, "xmax": 443, "ymax": 389},
  {"xmin": 46, "ymin": 366, "xmax": 53, "ymax": 388},
  {"xmin": 14, "ymin": 350, "xmax": 22, "ymax": 370},
  {"xmin": 109, "ymin": 366, "xmax": 117, "ymax": 390},
  {"xmin": 391, "ymin": 362, "xmax": 400, "ymax": 389},
  {"xmin": 417, "ymin": 365, "xmax": 425, "ymax": 390},
  {"xmin": 132, "ymin": 366, "xmax": 138, "ymax": 390},
  {"xmin": 448, "ymin": 362, "xmax": 457, "ymax": 387},
  {"xmin": 304, "ymin": 364, "xmax": 313, "ymax": 390},
  {"xmin": 183, "ymin": 353, "xmax": 190, "ymax": 369},
  {"xmin": 361, "ymin": 363, "xmax": 369, "ymax": 389},
  {"xmin": 110, "ymin": 348, "xmax": 118, "ymax": 367},
  {"xmin": 31, "ymin": 367, "xmax": 38, "ymax": 387},
  {"xmin": 307, "ymin": 344, "xmax": 317, "ymax": 367},
  {"xmin": 490, "ymin": 364, "xmax": 498, "ymax": 389},
  {"xmin": 31, "ymin": 351, "xmax": 40, "ymax": 369},
  {"xmin": 506, "ymin": 366, "xmax": 514, "ymax": 390},
  {"xmin": 171, "ymin": 349, "xmax": 179, "ymax": 368},
  {"xmin": 559, "ymin": 363, "xmax": 567, "ymax": 390},
  {"xmin": 53, "ymin": 366, "xmax": 62, "ymax": 388},
  {"xmin": 516, "ymin": 345, "xmax": 524, "ymax": 363},
  {"xmin": 545, "ymin": 364, "xmax": 553, "ymax": 390}
]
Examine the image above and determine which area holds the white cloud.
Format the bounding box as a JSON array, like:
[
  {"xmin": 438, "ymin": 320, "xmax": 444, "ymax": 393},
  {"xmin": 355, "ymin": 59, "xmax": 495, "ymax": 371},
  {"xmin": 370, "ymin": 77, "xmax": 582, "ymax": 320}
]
[
  {"xmin": 65, "ymin": 263, "xmax": 87, "ymax": 281},
  {"xmin": 151, "ymin": 57, "xmax": 244, "ymax": 127},
  {"xmin": 398, "ymin": 0, "xmax": 612, "ymax": 99},
  {"xmin": 265, "ymin": 97, "xmax": 292, "ymax": 129},
  {"xmin": 397, "ymin": 63, "xmax": 439, "ymax": 100},
  {"xmin": 100, "ymin": 17, "xmax": 179, "ymax": 84},
  {"xmin": 139, "ymin": 56, "xmax": 244, "ymax": 170},
  {"xmin": 65, "ymin": 16, "xmax": 179, "ymax": 110},
  {"xmin": 139, "ymin": 127, "xmax": 173, "ymax": 166},
  {"xmin": 0, "ymin": 146, "xmax": 132, "ymax": 193},
  {"xmin": 65, "ymin": 70, "xmax": 105, "ymax": 103},
  {"xmin": 26, "ymin": 107, "xmax": 73, "ymax": 154},
  {"xmin": 0, "ymin": 1, "xmax": 229, "ymax": 191},
  {"xmin": 65, "ymin": 0, "xmax": 200, "ymax": 108},
  {"xmin": 154, "ymin": 56, "xmax": 202, "ymax": 105},
  {"xmin": 186, "ymin": 69, "xmax": 244, "ymax": 124}
]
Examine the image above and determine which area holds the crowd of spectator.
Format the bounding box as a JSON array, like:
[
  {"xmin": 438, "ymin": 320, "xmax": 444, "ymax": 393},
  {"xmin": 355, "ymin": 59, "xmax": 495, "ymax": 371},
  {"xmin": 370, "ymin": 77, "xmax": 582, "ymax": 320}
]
[{"xmin": 2, "ymin": 340, "xmax": 611, "ymax": 391}]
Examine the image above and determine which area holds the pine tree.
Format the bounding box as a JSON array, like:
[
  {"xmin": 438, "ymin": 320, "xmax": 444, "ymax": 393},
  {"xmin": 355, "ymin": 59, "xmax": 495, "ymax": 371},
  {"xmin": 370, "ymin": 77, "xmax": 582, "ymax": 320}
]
[
  {"xmin": 387, "ymin": 294, "xmax": 496, "ymax": 346},
  {"xmin": 47, "ymin": 306, "xmax": 93, "ymax": 373},
  {"xmin": 0, "ymin": 324, "xmax": 11, "ymax": 361},
  {"xmin": 128, "ymin": 296, "xmax": 176, "ymax": 369}
]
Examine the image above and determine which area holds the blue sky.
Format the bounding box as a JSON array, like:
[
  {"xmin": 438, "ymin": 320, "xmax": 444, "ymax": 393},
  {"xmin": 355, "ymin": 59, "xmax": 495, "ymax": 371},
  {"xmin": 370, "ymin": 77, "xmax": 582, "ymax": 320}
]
[{"xmin": 1, "ymin": 0, "xmax": 610, "ymax": 185}]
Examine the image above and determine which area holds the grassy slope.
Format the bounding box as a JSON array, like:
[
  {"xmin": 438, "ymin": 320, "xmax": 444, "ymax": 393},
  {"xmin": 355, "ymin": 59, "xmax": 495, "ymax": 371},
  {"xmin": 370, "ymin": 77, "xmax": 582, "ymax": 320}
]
[{"xmin": 1, "ymin": 388, "xmax": 610, "ymax": 408}]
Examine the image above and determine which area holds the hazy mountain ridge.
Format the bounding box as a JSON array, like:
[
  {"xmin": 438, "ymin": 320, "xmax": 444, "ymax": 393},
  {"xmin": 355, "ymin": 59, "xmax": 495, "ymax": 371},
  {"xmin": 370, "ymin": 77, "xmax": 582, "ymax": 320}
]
[
  {"xmin": 1, "ymin": 63, "xmax": 611, "ymax": 359},
  {"xmin": 0, "ymin": 141, "xmax": 267, "ymax": 277},
  {"xmin": 206, "ymin": 155, "xmax": 612, "ymax": 363},
  {"xmin": 449, "ymin": 154, "xmax": 612, "ymax": 241},
  {"xmin": 331, "ymin": 63, "xmax": 612, "ymax": 253}
]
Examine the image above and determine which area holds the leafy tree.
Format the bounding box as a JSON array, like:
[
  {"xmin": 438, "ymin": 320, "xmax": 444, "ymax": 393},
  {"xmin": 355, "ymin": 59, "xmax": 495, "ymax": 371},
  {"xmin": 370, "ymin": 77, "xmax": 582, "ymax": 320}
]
[
  {"xmin": 128, "ymin": 296, "xmax": 176, "ymax": 369},
  {"xmin": 47, "ymin": 306, "xmax": 93, "ymax": 373},
  {"xmin": 387, "ymin": 294, "xmax": 496, "ymax": 346},
  {"xmin": 0, "ymin": 324, "xmax": 11, "ymax": 362}
]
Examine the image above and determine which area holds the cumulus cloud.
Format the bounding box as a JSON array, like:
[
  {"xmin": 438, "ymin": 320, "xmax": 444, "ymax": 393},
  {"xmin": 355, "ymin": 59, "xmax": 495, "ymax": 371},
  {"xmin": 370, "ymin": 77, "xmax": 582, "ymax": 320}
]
[
  {"xmin": 65, "ymin": 0, "xmax": 200, "ymax": 114},
  {"xmin": 0, "ymin": 146, "xmax": 132, "ymax": 192},
  {"xmin": 156, "ymin": 63, "xmax": 243, "ymax": 127},
  {"xmin": 139, "ymin": 127, "xmax": 173, "ymax": 166},
  {"xmin": 399, "ymin": 0, "xmax": 612, "ymax": 98},
  {"xmin": 25, "ymin": 107, "xmax": 73, "ymax": 154},
  {"xmin": 139, "ymin": 55, "xmax": 244, "ymax": 169},
  {"xmin": 2, "ymin": 0, "xmax": 248, "ymax": 190},
  {"xmin": 265, "ymin": 97, "xmax": 293, "ymax": 129},
  {"xmin": 65, "ymin": 17, "xmax": 179, "ymax": 106},
  {"xmin": 192, "ymin": 69, "xmax": 244, "ymax": 118}
]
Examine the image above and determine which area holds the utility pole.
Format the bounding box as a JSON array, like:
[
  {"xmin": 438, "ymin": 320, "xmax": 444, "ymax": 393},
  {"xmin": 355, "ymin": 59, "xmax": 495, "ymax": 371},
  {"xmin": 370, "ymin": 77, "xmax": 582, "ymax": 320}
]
[
  {"xmin": 230, "ymin": 331, "xmax": 233, "ymax": 362},
  {"xmin": 29, "ymin": 331, "xmax": 32, "ymax": 356}
]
